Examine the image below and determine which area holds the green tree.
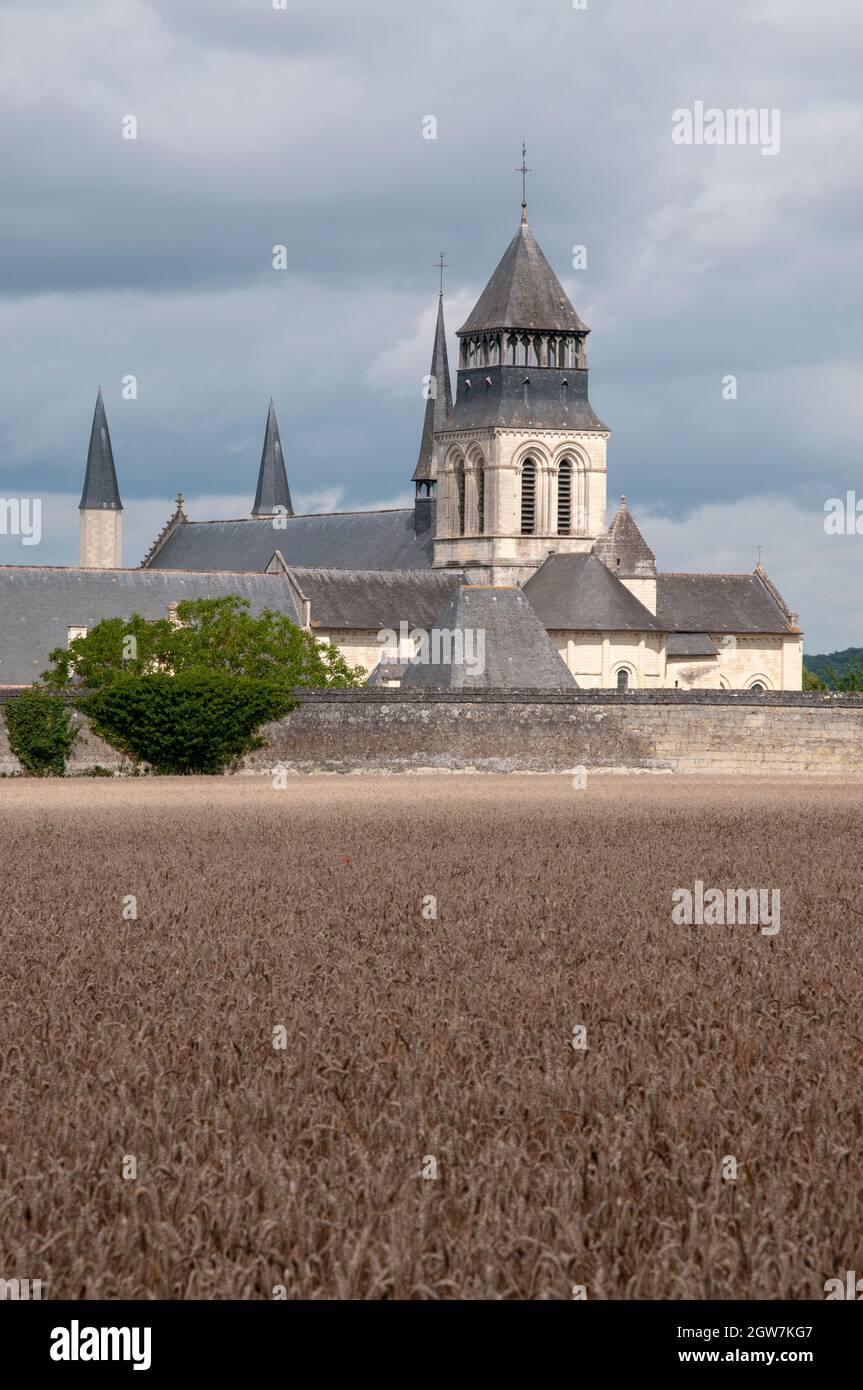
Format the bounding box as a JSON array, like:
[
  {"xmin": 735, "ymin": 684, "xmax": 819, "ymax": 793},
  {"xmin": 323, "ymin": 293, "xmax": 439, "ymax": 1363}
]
[
  {"xmin": 802, "ymin": 666, "xmax": 827, "ymax": 691},
  {"xmin": 4, "ymin": 687, "xmax": 79, "ymax": 775},
  {"xmin": 43, "ymin": 613, "xmax": 176, "ymax": 691},
  {"xmin": 169, "ymin": 597, "xmax": 362, "ymax": 687},
  {"xmin": 43, "ymin": 597, "xmax": 364, "ymax": 691},
  {"xmin": 824, "ymin": 658, "xmax": 863, "ymax": 692}
]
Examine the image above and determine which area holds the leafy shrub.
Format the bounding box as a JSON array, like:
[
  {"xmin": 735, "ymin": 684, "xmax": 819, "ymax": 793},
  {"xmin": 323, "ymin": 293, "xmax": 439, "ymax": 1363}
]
[
  {"xmin": 4, "ymin": 687, "xmax": 79, "ymax": 776},
  {"xmin": 78, "ymin": 672, "xmax": 294, "ymax": 774}
]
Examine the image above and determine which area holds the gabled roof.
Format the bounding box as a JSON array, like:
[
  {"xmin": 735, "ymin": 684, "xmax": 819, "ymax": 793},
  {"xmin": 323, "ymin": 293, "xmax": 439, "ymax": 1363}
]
[
  {"xmin": 252, "ymin": 400, "xmax": 293, "ymax": 518},
  {"xmin": 593, "ymin": 496, "xmax": 656, "ymax": 576},
  {"xmin": 80, "ymin": 388, "xmax": 122, "ymax": 511},
  {"xmin": 458, "ymin": 222, "xmax": 588, "ymax": 335},
  {"xmin": 283, "ymin": 567, "xmax": 463, "ymax": 631},
  {"xmin": 400, "ymin": 584, "xmax": 578, "ymax": 690},
  {"xmin": 412, "ymin": 297, "xmax": 452, "ymax": 483},
  {"xmin": 524, "ymin": 553, "xmax": 663, "ymax": 632},
  {"xmin": 0, "ymin": 566, "xmax": 301, "ymax": 686},
  {"xmin": 656, "ymin": 572, "xmax": 797, "ymax": 634},
  {"xmin": 142, "ymin": 508, "xmax": 435, "ymax": 573}
]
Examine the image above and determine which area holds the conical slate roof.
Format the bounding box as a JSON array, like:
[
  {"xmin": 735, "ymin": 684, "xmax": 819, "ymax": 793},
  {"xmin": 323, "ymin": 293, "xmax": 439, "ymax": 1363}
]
[
  {"xmin": 400, "ymin": 584, "xmax": 578, "ymax": 690},
  {"xmin": 79, "ymin": 388, "xmax": 122, "ymax": 511},
  {"xmin": 458, "ymin": 222, "xmax": 588, "ymax": 335},
  {"xmin": 412, "ymin": 296, "xmax": 452, "ymax": 483},
  {"xmin": 592, "ymin": 496, "xmax": 656, "ymax": 577},
  {"xmin": 252, "ymin": 400, "xmax": 293, "ymax": 517}
]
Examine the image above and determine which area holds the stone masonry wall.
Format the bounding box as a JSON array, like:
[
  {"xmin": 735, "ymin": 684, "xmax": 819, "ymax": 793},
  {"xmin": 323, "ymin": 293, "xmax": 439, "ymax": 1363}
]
[
  {"xmin": 1, "ymin": 689, "xmax": 861, "ymax": 776},
  {"xmin": 247, "ymin": 689, "xmax": 863, "ymax": 776}
]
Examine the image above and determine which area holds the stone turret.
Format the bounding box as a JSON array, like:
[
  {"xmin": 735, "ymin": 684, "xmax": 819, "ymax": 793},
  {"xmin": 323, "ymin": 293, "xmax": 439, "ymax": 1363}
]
[{"xmin": 79, "ymin": 388, "xmax": 123, "ymax": 568}]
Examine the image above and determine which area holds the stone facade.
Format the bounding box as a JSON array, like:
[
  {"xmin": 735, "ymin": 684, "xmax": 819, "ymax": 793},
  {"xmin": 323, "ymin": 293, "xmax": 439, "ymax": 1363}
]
[{"xmin": 434, "ymin": 427, "xmax": 608, "ymax": 584}]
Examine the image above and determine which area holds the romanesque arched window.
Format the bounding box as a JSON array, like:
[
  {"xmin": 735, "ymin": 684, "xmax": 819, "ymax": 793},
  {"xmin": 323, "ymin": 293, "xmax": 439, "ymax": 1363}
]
[
  {"xmin": 477, "ymin": 466, "xmax": 485, "ymax": 535},
  {"xmin": 456, "ymin": 460, "xmax": 466, "ymax": 536},
  {"xmin": 507, "ymin": 334, "xmax": 517, "ymax": 365},
  {"xmin": 617, "ymin": 669, "xmax": 629, "ymax": 691},
  {"xmin": 557, "ymin": 460, "xmax": 572, "ymax": 534},
  {"xmin": 521, "ymin": 459, "xmax": 536, "ymax": 535}
]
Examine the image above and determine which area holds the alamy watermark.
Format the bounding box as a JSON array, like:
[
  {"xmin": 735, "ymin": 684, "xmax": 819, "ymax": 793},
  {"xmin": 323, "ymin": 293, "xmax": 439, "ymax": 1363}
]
[
  {"xmin": 672, "ymin": 102, "xmax": 781, "ymax": 157},
  {"xmin": 377, "ymin": 621, "xmax": 486, "ymax": 677},
  {"xmin": 0, "ymin": 496, "xmax": 41, "ymax": 545},
  {"xmin": 824, "ymin": 492, "xmax": 863, "ymax": 535},
  {"xmin": 672, "ymin": 880, "xmax": 780, "ymax": 935}
]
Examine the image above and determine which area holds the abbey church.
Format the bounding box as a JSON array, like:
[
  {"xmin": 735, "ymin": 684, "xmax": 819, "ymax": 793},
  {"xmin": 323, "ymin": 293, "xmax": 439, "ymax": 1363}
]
[{"xmin": 0, "ymin": 206, "xmax": 803, "ymax": 691}]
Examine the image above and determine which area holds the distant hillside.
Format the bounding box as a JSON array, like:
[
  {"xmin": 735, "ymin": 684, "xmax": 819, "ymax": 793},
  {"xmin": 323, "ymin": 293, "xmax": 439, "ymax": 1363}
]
[{"xmin": 804, "ymin": 648, "xmax": 863, "ymax": 684}]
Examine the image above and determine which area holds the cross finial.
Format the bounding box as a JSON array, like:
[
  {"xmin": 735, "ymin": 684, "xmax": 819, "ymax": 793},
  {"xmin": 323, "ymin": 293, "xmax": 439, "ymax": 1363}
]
[
  {"xmin": 517, "ymin": 140, "xmax": 532, "ymax": 223},
  {"xmin": 756, "ymin": 541, "xmax": 764, "ymax": 566},
  {"xmin": 434, "ymin": 251, "xmax": 449, "ymax": 297}
]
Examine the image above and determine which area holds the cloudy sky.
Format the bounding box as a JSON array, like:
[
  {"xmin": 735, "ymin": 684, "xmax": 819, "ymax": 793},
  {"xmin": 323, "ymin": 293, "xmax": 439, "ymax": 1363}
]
[{"xmin": 0, "ymin": 0, "xmax": 861, "ymax": 649}]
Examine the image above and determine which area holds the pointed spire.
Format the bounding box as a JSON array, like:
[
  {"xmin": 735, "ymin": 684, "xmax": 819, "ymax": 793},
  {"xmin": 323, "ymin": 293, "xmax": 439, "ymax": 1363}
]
[
  {"xmin": 458, "ymin": 222, "xmax": 587, "ymax": 335},
  {"xmin": 412, "ymin": 296, "xmax": 452, "ymax": 483},
  {"xmin": 79, "ymin": 387, "xmax": 122, "ymax": 510},
  {"xmin": 252, "ymin": 399, "xmax": 293, "ymax": 517}
]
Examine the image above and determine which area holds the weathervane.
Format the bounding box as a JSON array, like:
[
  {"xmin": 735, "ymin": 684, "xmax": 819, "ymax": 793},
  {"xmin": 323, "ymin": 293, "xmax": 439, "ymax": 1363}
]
[
  {"xmin": 434, "ymin": 251, "xmax": 449, "ymax": 297},
  {"xmin": 516, "ymin": 141, "xmax": 532, "ymax": 223}
]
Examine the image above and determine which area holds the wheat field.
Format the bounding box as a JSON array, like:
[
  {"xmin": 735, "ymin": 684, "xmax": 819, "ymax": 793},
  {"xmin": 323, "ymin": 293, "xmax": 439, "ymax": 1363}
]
[{"xmin": 0, "ymin": 774, "xmax": 860, "ymax": 1299}]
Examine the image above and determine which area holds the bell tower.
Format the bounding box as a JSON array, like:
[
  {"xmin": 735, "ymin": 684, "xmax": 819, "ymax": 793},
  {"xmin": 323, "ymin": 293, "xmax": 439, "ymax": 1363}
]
[{"xmin": 433, "ymin": 168, "xmax": 609, "ymax": 583}]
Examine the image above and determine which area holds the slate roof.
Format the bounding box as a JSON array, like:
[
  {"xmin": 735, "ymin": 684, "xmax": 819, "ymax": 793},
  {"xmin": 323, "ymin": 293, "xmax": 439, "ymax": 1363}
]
[
  {"xmin": 143, "ymin": 509, "xmax": 435, "ymax": 572},
  {"xmin": 412, "ymin": 297, "xmax": 452, "ymax": 483},
  {"xmin": 458, "ymin": 222, "xmax": 588, "ymax": 335},
  {"xmin": 285, "ymin": 567, "xmax": 463, "ymax": 631},
  {"xmin": 666, "ymin": 632, "xmax": 719, "ymax": 657},
  {"xmin": 656, "ymin": 573, "xmax": 794, "ymax": 634},
  {"xmin": 593, "ymin": 497, "xmax": 656, "ymax": 576},
  {"xmin": 524, "ymin": 553, "xmax": 663, "ymax": 632},
  {"xmin": 0, "ymin": 567, "xmax": 301, "ymax": 686},
  {"xmin": 400, "ymin": 585, "xmax": 578, "ymax": 690},
  {"xmin": 79, "ymin": 388, "xmax": 122, "ymax": 511},
  {"xmin": 252, "ymin": 400, "xmax": 293, "ymax": 517},
  {"xmin": 366, "ymin": 660, "xmax": 409, "ymax": 685}
]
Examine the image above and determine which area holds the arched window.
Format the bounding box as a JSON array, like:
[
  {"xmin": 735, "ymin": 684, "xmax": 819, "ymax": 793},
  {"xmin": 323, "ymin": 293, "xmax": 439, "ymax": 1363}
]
[
  {"xmin": 547, "ymin": 337, "xmax": 556, "ymax": 368},
  {"xmin": 519, "ymin": 335, "xmax": 530, "ymax": 366},
  {"xmin": 456, "ymin": 461, "xmax": 466, "ymax": 536},
  {"xmin": 557, "ymin": 460, "xmax": 572, "ymax": 534},
  {"xmin": 507, "ymin": 334, "xmax": 517, "ymax": 365},
  {"xmin": 617, "ymin": 669, "xmax": 629, "ymax": 691},
  {"xmin": 750, "ymin": 682, "xmax": 765, "ymax": 693},
  {"xmin": 477, "ymin": 467, "xmax": 485, "ymax": 534},
  {"xmin": 521, "ymin": 459, "xmax": 536, "ymax": 535}
]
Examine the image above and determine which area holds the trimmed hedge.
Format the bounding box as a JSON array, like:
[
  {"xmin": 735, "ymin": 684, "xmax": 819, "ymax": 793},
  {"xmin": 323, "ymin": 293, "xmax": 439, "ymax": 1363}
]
[
  {"xmin": 4, "ymin": 687, "xmax": 79, "ymax": 776},
  {"xmin": 78, "ymin": 672, "xmax": 294, "ymax": 774}
]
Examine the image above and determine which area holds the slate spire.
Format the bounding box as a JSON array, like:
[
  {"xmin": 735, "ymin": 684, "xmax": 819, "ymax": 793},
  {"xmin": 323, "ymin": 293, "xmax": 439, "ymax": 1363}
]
[
  {"xmin": 252, "ymin": 399, "xmax": 293, "ymax": 517},
  {"xmin": 79, "ymin": 387, "xmax": 122, "ymax": 510},
  {"xmin": 412, "ymin": 294, "xmax": 452, "ymax": 484},
  {"xmin": 458, "ymin": 221, "xmax": 588, "ymax": 335}
]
